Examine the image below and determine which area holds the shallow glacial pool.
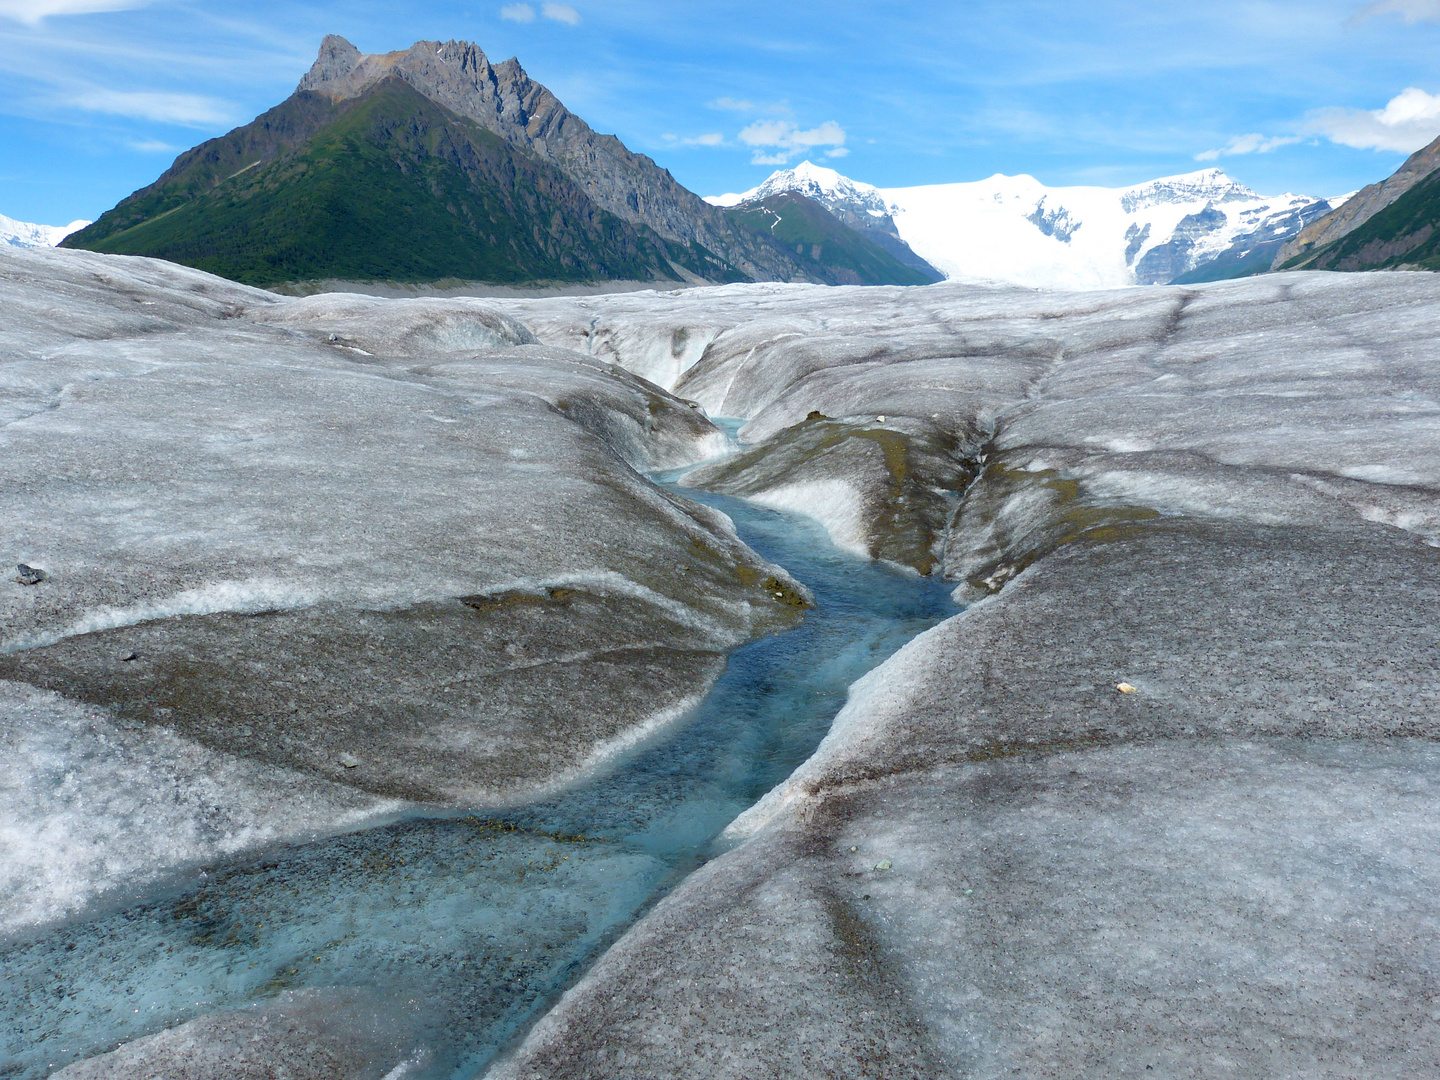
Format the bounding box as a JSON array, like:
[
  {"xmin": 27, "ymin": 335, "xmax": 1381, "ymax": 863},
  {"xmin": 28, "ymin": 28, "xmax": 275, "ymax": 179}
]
[{"xmin": 0, "ymin": 478, "xmax": 958, "ymax": 1079}]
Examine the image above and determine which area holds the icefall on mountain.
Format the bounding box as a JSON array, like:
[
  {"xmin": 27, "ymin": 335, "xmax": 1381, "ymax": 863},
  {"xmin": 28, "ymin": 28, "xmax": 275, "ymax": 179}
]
[
  {"xmin": 710, "ymin": 162, "xmax": 1345, "ymax": 289},
  {"xmin": 0, "ymin": 213, "xmax": 89, "ymax": 250}
]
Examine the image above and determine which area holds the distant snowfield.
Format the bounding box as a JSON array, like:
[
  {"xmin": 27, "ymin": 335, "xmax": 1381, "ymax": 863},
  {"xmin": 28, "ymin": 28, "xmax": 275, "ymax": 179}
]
[
  {"xmin": 880, "ymin": 172, "xmax": 1326, "ymax": 289},
  {"xmin": 710, "ymin": 161, "xmax": 1341, "ymax": 290},
  {"xmin": 1, "ymin": 213, "xmax": 89, "ymax": 249}
]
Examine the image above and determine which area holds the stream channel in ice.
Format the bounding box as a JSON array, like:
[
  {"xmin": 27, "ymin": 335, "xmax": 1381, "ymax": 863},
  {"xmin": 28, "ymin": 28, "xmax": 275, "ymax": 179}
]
[{"xmin": 1, "ymin": 430, "xmax": 959, "ymax": 1079}]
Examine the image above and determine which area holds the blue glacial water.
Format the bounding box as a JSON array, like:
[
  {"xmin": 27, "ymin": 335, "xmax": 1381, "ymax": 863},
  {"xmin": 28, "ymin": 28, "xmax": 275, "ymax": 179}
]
[{"xmin": 0, "ymin": 476, "xmax": 958, "ymax": 1079}]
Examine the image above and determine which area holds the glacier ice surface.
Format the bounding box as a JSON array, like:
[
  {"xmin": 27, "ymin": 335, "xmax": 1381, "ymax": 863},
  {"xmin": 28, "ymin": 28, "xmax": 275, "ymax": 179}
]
[
  {"xmin": 485, "ymin": 269, "xmax": 1440, "ymax": 1078},
  {"xmin": 12, "ymin": 243, "xmax": 1440, "ymax": 1077},
  {"xmin": 0, "ymin": 245, "xmax": 804, "ymax": 933}
]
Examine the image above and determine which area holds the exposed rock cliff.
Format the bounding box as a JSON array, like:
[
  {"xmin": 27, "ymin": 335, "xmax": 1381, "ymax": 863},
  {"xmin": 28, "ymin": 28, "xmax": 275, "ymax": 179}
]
[{"xmin": 1274, "ymin": 133, "xmax": 1440, "ymax": 268}]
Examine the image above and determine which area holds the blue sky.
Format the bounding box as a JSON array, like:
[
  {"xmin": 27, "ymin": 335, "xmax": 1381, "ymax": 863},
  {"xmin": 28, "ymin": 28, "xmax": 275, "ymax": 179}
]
[{"xmin": 3, "ymin": 0, "xmax": 1440, "ymax": 224}]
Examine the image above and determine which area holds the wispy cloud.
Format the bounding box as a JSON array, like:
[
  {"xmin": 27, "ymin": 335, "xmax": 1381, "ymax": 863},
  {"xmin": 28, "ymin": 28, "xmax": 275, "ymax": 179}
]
[
  {"xmin": 126, "ymin": 138, "xmax": 177, "ymax": 152},
  {"xmin": 1307, "ymin": 87, "xmax": 1440, "ymax": 152},
  {"xmin": 825, "ymin": 146, "xmax": 849, "ymax": 158},
  {"xmin": 661, "ymin": 132, "xmax": 725, "ymax": 146},
  {"xmin": 542, "ymin": 2, "xmax": 579, "ymax": 25},
  {"xmin": 501, "ymin": 2, "xmax": 577, "ymax": 25},
  {"xmin": 737, "ymin": 118, "xmax": 846, "ymax": 164},
  {"xmin": 1353, "ymin": 0, "xmax": 1440, "ymax": 23},
  {"xmin": 707, "ymin": 96, "xmax": 790, "ymax": 115},
  {"xmin": 0, "ymin": 0, "xmax": 149, "ymax": 25},
  {"xmin": 65, "ymin": 87, "xmax": 235, "ymax": 126},
  {"xmin": 1194, "ymin": 132, "xmax": 1301, "ymax": 161}
]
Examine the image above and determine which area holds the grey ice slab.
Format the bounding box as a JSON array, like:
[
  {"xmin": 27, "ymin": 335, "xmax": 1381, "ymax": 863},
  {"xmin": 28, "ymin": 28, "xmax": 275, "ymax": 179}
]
[
  {"xmin": 739, "ymin": 515, "xmax": 1440, "ymax": 820},
  {"xmin": 0, "ymin": 245, "xmax": 804, "ymax": 932},
  {"xmin": 496, "ymin": 739, "xmax": 1440, "ymax": 1079},
  {"xmin": 0, "ymin": 681, "xmax": 401, "ymax": 937},
  {"xmin": 493, "ymin": 514, "xmax": 1440, "ymax": 1077},
  {"xmin": 53, "ymin": 989, "xmax": 422, "ymax": 1080},
  {"xmin": 483, "ymin": 273, "xmax": 1440, "ymax": 1078},
  {"xmin": 4, "ymin": 489, "xmax": 956, "ymax": 1080}
]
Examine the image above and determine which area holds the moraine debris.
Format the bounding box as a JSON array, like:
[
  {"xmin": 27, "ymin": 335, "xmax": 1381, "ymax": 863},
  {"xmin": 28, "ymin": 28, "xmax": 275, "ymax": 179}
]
[{"xmin": 14, "ymin": 563, "xmax": 48, "ymax": 585}]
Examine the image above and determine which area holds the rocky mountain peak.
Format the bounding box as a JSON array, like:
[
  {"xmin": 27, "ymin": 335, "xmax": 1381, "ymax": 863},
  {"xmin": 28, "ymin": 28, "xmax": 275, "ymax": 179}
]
[
  {"xmin": 287, "ymin": 35, "xmax": 784, "ymax": 269},
  {"xmin": 297, "ymin": 34, "xmax": 363, "ymax": 92}
]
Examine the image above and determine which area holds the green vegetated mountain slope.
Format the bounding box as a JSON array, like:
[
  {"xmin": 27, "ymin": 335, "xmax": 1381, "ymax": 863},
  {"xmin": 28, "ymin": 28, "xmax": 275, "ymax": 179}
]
[
  {"xmin": 1277, "ymin": 166, "xmax": 1440, "ymax": 273},
  {"xmin": 66, "ymin": 34, "xmax": 939, "ymax": 291},
  {"xmin": 64, "ymin": 78, "xmax": 735, "ymax": 288},
  {"xmin": 724, "ymin": 192, "xmax": 937, "ymax": 287}
]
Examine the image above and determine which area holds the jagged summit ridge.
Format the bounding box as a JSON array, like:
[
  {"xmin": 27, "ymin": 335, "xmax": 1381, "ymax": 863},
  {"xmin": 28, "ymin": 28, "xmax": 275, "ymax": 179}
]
[
  {"xmin": 293, "ymin": 35, "xmax": 780, "ymax": 273},
  {"xmin": 298, "ymin": 36, "xmax": 542, "ymax": 139}
]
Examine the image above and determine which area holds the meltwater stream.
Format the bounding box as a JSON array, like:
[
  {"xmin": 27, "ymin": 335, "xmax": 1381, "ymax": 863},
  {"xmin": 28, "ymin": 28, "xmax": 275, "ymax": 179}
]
[{"xmin": 1, "ymin": 480, "xmax": 958, "ymax": 1079}]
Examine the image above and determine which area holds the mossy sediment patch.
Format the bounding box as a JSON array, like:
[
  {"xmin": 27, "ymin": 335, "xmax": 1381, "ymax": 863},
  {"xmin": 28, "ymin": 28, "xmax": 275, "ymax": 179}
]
[{"xmin": 945, "ymin": 454, "xmax": 1161, "ymax": 598}]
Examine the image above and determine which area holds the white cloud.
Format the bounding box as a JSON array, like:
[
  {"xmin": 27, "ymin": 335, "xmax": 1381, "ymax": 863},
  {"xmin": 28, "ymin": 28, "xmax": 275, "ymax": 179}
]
[
  {"xmin": 126, "ymin": 138, "xmax": 178, "ymax": 152},
  {"xmin": 1354, "ymin": 0, "xmax": 1440, "ymax": 23},
  {"xmin": 825, "ymin": 146, "xmax": 850, "ymax": 158},
  {"xmin": 1194, "ymin": 132, "xmax": 1301, "ymax": 161},
  {"xmin": 1308, "ymin": 87, "xmax": 1440, "ymax": 152},
  {"xmin": 0, "ymin": 0, "xmax": 148, "ymax": 24},
  {"xmin": 542, "ymin": 2, "xmax": 579, "ymax": 24},
  {"xmin": 500, "ymin": 3, "xmax": 535, "ymax": 22},
  {"xmin": 737, "ymin": 118, "xmax": 845, "ymax": 164},
  {"xmin": 66, "ymin": 88, "xmax": 234, "ymax": 127},
  {"xmin": 710, "ymin": 97, "xmax": 754, "ymax": 112}
]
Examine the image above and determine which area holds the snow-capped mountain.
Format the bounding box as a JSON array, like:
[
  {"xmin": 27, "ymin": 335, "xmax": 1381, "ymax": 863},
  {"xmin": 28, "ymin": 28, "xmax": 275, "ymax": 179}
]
[
  {"xmin": 707, "ymin": 162, "xmax": 942, "ymax": 281},
  {"xmin": 708, "ymin": 163, "xmax": 1339, "ymax": 289},
  {"xmin": 709, "ymin": 160, "xmax": 891, "ymax": 218},
  {"xmin": 1, "ymin": 213, "xmax": 89, "ymax": 249}
]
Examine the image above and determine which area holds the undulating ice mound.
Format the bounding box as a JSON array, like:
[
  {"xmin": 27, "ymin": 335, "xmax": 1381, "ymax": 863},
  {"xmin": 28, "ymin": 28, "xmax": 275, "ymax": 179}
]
[
  {"xmin": 486, "ymin": 271, "xmax": 1440, "ymax": 1077},
  {"xmin": 0, "ymin": 246, "xmax": 806, "ymax": 934},
  {"xmin": 493, "ymin": 273, "xmax": 1440, "ymax": 579},
  {"xmin": 53, "ymin": 989, "xmax": 422, "ymax": 1080},
  {"xmin": 498, "ymin": 740, "xmax": 1440, "ymax": 1078}
]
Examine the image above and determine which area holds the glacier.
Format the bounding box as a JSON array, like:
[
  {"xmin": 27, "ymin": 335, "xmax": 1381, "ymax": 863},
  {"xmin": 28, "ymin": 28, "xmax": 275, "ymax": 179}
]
[
  {"xmin": 487, "ymin": 269, "xmax": 1440, "ymax": 1079},
  {"xmin": 709, "ymin": 160, "xmax": 1339, "ymax": 290},
  {"xmin": 0, "ymin": 243, "xmax": 808, "ymax": 937},
  {"xmin": 7, "ymin": 241, "xmax": 1440, "ymax": 1078}
]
